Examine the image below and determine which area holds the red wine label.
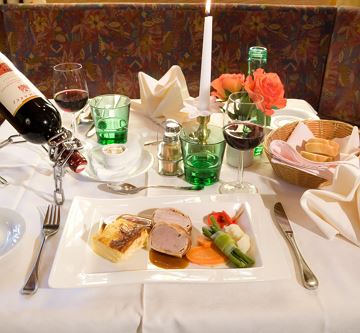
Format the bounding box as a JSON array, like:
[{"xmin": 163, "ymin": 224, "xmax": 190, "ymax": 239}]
[{"xmin": 0, "ymin": 56, "xmax": 41, "ymax": 116}]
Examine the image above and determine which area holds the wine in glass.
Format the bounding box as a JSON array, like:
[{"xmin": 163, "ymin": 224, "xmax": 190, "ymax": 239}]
[
  {"xmin": 53, "ymin": 62, "xmax": 89, "ymax": 135},
  {"xmin": 219, "ymin": 91, "xmax": 264, "ymax": 194}
]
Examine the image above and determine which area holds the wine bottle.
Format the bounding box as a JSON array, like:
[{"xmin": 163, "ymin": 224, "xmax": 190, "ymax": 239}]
[
  {"xmin": 247, "ymin": 46, "xmax": 268, "ymax": 156},
  {"xmin": 247, "ymin": 46, "xmax": 267, "ymax": 75},
  {"xmin": 0, "ymin": 53, "xmax": 87, "ymax": 172}
]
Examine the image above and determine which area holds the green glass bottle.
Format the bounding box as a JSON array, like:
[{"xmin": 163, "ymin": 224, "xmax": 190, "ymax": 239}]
[
  {"xmin": 247, "ymin": 46, "xmax": 268, "ymax": 156},
  {"xmin": 248, "ymin": 46, "xmax": 267, "ymax": 75}
]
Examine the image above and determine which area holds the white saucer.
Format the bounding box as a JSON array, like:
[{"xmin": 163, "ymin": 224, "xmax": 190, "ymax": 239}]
[
  {"xmin": 0, "ymin": 208, "xmax": 26, "ymax": 259},
  {"xmin": 80, "ymin": 149, "xmax": 154, "ymax": 182},
  {"xmin": 271, "ymin": 107, "xmax": 319, "ymax": 129}
]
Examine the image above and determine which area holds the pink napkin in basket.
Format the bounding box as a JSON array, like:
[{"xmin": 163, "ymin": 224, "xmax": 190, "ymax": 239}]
[
  {"xmin": 269, "ymin": 122, "xmax": 360, "ymax": 180},
  {"xmin": 300, "ymin": 164, "xmax": 360, "ymax": 246}
]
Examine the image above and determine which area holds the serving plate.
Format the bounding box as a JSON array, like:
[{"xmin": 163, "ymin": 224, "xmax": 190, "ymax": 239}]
[
  {"xmin": 0, "ymin": 207, "xmax": 26, "ymax": 259},
  {"xmin": 49, "ymin": 194, "xmax": 290, "ymax": 288}
]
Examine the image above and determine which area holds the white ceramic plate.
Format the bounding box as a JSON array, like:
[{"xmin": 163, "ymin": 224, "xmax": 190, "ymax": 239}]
[
  {"xmin": 80, "ymin": 149, "xmax": 154, "ymax": 182},
  {"xmin": 271, "ymin": 108, "xmax": 319, "ymax": 129},
  {"xmin": 0, "ymin": 207, "xmax": 26, "ymax": 259},
  {"xmin": 49, "ymin": 194, "xmax": 290, "ymax": 288}
]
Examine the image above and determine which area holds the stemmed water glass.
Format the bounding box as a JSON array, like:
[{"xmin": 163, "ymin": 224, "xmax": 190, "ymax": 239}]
[
  {"xmin": 219, "ymin": 91, "xmax": 265, "ymax": 194},
  {"xmin": 53, "ymin": 62, "xmax": 89, "ymax": 135}
]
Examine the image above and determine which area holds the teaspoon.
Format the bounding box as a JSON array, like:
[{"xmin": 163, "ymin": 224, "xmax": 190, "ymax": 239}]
[{"xmin": 106, "ymin": 182, "xmax": 204, "ymax": 194}]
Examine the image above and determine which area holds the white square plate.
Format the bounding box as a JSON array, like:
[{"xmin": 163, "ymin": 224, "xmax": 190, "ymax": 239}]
[{"xmin": 49, "ymin": 194, "xmax": 290, "ymax": 288}]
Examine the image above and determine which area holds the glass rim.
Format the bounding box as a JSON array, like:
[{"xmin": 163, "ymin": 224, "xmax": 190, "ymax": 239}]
[
  {"xmin": 89, "ymin": 94, "xmax": 131, "ymax": 109},
  {"xmin": 179, "ymin": 125, "xmax": 225, "ymax": 145},
  {"xmin": 53, "ymin": 62, "xmax": 83, "ymax": 72}
]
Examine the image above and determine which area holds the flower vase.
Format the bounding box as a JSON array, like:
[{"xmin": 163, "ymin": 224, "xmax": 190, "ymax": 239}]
[{"xmin": 180, "ymin": 115, "xmax": 225, "ymax": 186}]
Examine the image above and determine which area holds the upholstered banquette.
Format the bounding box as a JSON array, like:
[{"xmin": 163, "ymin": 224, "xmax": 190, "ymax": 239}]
[{"xmin": 0, "ymin": 4, "xmax": 359, "ymax": 125}]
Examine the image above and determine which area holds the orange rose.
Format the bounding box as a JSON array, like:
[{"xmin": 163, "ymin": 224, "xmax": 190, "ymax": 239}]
[
  {"xmin": 211, "ymin": 73, "xmax": 245, "ymax": 100},
  {"xmin": 245, "ymin": 68, "xmax": 286, "ymax": 116}
]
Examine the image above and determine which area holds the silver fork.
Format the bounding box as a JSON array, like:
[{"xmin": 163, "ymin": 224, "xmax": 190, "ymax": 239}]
[{"xmin": 21, "ymin": 205, "xmax": 60, "ymax": 295}]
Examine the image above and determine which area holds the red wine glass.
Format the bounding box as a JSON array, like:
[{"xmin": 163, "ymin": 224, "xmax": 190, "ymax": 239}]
[
  {"xmin": 219, "ymin": 91, "xmax": 264, "ymax": 194},
  {"xmin": 53, "ymin": 63, "xmax": 89, "ymax": 135}
]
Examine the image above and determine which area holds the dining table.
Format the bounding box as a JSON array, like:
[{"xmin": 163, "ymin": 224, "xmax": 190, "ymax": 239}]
[{"xmin": 0, "ymin": 101, "xmax": 359, "ymax": 333}]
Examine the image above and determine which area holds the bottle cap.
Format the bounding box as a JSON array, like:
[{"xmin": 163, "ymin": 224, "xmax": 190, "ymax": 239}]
[
  {"xmin": 248, "ymin": 46, "xmax": 267, "ymax": 61},
  {"xmin": 163, "ymin": 119, "xmax": 181, "ymax": 143}
]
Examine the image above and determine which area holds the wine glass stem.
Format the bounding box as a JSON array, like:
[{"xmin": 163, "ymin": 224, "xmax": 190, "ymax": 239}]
[
  {"xmin": 71, "ymin": 113, "xmax": 78, "ymax": 136},
  {"xmin": 236, "ymin": 150, "xmax": 244, "ymax": 186}
]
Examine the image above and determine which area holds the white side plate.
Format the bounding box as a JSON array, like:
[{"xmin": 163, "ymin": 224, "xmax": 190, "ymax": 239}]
[
  {"xmin": 49, "ymin": 194, "xmax": 290, "ymax": 287},
  {"xmin": 0, "ymin": 207, "xmax": 26, "ymax": 259}
]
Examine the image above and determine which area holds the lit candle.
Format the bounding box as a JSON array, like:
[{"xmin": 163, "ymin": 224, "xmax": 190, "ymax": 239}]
[{"xmin": 198, "ymin": 0, "xmax": 212, "ymax": 112}]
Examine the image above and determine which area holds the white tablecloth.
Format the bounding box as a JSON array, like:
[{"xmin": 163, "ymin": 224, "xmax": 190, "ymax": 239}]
[{"xmin": 0, "ymin": 105, "xmax": 360, "ymax": 333}]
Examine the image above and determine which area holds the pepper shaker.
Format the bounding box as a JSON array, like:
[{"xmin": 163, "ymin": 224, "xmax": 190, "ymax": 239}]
[{"xmin": 157, "ymin": 119, "xmax": 183, "ymax": 176}]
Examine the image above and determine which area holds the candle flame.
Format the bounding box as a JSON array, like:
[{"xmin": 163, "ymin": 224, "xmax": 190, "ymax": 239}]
[{"xmin": 205, "ymin": 0, "xmax": 211, "ymax": 15}]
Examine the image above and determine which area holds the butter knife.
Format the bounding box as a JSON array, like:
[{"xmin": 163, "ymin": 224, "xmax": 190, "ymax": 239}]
[{"xmin": 274, "ymin": 202, "xmax": 318, "ymax": 290}]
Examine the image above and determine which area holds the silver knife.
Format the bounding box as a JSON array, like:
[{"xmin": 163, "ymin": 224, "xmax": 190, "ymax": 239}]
[{"xmin": 274, "ymin": 202, "xmax": 318, "ymax": 290}]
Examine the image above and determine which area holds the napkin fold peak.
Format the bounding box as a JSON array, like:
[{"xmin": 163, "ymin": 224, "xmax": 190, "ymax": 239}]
[{"xmin": 133, "ymin": 65, "xmax": 191, "ymax": 124}]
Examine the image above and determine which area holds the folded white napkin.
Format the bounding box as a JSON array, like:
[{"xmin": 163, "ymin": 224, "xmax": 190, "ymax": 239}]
[
  {"xmin": 131, "ymin": 65, "xmax": 191, "ymax": 125},
  {"xmin": 301, "ymin": 164, "xmax": 360, "ymax": 246},
  {"xmin": 86, "ymin": 134, "xmax": 143, "ymax": 181},
  {"xmin": 270, "ymin": 122, "xmax": 360, "ymax": 180}
]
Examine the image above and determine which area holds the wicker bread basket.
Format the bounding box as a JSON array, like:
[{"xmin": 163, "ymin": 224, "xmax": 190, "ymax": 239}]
[{"xmin": 263, "ymin": 119, "xmax": 355, "ymax": 188}]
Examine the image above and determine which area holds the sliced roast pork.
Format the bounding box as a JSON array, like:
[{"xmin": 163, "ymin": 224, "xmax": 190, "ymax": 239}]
[
  {"xmin": 149, "ymin": 223, "xmax": 191, "ymax": 257},
  {"xmin": 152, "ymin": 208, "xmax": 192, "ymax": 233}
]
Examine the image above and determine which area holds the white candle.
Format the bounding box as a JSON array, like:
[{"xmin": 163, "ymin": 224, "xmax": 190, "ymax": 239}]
[{"xmin": 198, "ymin": 0, "xmax": 212, "ymax": 112}]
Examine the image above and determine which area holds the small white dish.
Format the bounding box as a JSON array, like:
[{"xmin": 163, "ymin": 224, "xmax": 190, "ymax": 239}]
[
  {"xmin": 0, "ymin": 207, "xmax": 26, "ymax": 259},
  {"xmin": 101, "ymin": 144, "xmax": 127, "ymax": 169},
  {"xmin": 49, "ymin": 194, "xmax": 290, "ymax": 288}
]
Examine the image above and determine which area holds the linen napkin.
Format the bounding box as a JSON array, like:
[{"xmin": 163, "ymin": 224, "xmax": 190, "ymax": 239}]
[
  {"xmin": 131, "ymin": 65, "xmax": 190, "ymax": 124},
  {"xmin": 300, "ymin": 164, "xmax": 360, "ymax": 246},
  {"xmin": 269, "ymin": 122, "xmax": 360, "ymax": 180}
]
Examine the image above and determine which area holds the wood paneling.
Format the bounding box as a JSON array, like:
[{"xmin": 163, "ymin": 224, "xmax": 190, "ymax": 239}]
[{"xmin": 46, "ymin": 0, "xmax": 338, "ymax": 5}]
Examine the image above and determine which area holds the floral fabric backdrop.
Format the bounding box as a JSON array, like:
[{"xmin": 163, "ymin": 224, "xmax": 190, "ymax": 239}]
[
  {"xmin": 319, "ymin": 7, "xmax": 360, "ymax": 125},
  {"xmin": 0, "ymin": 11, "xmax": 6, "ymax": 54},
  {"xmin": 1, "ymin": 4, "xmax": 335, "ymax": 111}
]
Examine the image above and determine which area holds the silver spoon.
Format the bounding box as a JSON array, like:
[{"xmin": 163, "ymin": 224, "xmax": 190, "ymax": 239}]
[{"xmin": 106, "ymin": 182, "xmax": 204, "ymax": 194}]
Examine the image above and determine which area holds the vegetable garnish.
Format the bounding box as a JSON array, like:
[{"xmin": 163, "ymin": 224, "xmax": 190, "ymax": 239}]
[
  {"xmin": 186, "ymin": 245, "xmax": 226, "ymax": 265},
  {"xmin": 197, "ymin": 235, "xmax": 212, "ymax": 248},
  {"xmin": 206, "ymin": 211, "xmax": 235, "ymax": 228},
  {"xmin": 202, "ymin": 215, "xmax": 255, "ymax": 268}
]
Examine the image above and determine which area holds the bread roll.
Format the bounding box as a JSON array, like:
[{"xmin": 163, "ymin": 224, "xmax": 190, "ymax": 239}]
[
  {"xmin": 304, "ymin": 138, "xmax": 339, "ymax": 157},
  {"xmin": 300, "ymin": 137, "xmax": 339, "ymax": 162},
  {"xmin": 300, "ymin": 151, "xmax": 333, "ymax": 162}
]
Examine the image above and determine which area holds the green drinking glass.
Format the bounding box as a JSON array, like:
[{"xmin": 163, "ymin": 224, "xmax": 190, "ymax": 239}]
[
  {"xmin": 89, "ymin": 94, "xmax": 130, "ymax": 145},
  {"xmin": 180, "ymin": 118, "xmax": 225, "ymax": 186}
]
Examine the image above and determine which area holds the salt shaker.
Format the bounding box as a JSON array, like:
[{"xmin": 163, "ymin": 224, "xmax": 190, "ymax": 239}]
[{"xmin": 157, "ymin": 119, "xmax": 183, "ymax": 176}]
